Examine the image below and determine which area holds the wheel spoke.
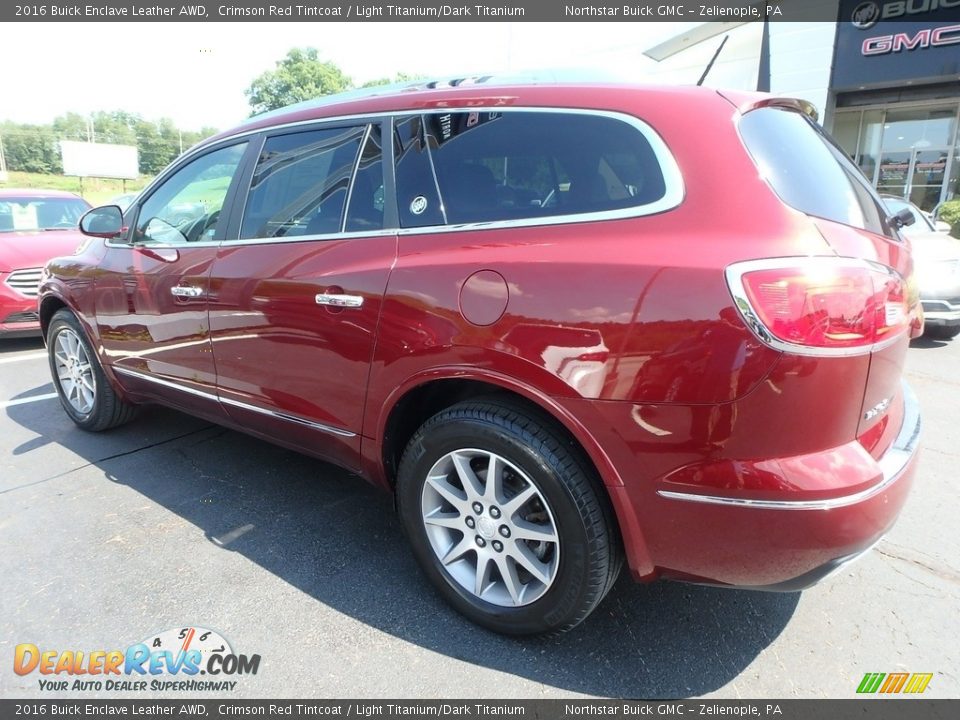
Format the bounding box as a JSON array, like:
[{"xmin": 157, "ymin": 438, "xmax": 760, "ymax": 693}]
[
  {"xmin": 56, "ymin": 334, "xmax": 71, "ymax": 360},
  {"xmin": 451, "ymin": 452, "xmax": 484, "ymax": 499},
  {"xmin": 440, "ymin": 535, "xmax": 474, "ymax": 566},
  {"xmin": 509, "ymin": 543, "xmax": 552, "ymax": 585},
  {"xmin": 425, "ymin": 474, "xmax": 468, "ymax": 512},
  {"xmin": 501, "ymin": 485, "xmax": 537, "ymax": 518},
  {"xmin": 423, "ymin": 511, "xmax": 463, "ymax": 530},
  {"xmin": 474, "ymin": 555, "xmax": 493, "ymax": 597},
  {"xmin": 495, "ymin": 554, "xmax": 524, "ymax": 605},
  {"xmin": 511, "ymin": 518, "xmax": 558, "ymax": 544},
  {"xmin": 484, "ymin": 453, "xmax": 503, "ymax": 503}
]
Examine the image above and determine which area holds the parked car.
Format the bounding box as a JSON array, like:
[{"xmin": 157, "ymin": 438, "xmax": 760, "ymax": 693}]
[
  {"xmin": 109, "ymin": 192, "xmax": 203, "ymax": 226},
  {"xmin": 0, "ymin": 189, "xmax": 90, "ymax": 337},
  {"xmin": 107, "ymin": 192, "xmax": 138, "ymax": 212},
  {"xmin": 39, "ymin": 82, "xmax": 923, "ymax": 635},
  {"xmin": 882, "ymin": 196, "xmax": 960, "ymax": 340}
]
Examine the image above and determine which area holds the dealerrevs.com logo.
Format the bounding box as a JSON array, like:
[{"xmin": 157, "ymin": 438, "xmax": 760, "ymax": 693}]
[{"xmin": 14, "ymin": 627, "xmax": 260, "ymax": 692}]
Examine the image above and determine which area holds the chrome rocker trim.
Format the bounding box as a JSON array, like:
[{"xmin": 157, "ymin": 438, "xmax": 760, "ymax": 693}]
[{"xmin": 112, "ymin": 366, "xmax": 356, "ymax": 438}]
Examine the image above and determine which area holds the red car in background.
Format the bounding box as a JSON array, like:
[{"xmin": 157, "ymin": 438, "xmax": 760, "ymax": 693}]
[
  {"xmin": 39, "ymin": 82, "xmax": 923, "ymax": 635},
  {"xmin": 0, "ymin": 189, "xmax": 90, "ymax": 337}
]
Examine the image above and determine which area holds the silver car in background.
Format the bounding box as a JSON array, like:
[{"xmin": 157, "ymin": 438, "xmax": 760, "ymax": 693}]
[{"xmin": 884, "ymin": 196, "xmax": 960, "ymax": 340}]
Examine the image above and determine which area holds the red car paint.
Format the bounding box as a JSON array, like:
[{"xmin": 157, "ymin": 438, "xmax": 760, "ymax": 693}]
[
  {"xmin": 0, "ymin": 189, "xmax": 90, "ymax": 336},
  {"xmin": 39, "ymin": 83, "xmax": 921, "ymax": 591}
]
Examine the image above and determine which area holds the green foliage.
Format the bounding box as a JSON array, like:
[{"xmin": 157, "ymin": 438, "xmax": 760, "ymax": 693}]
[
  {"xmin": 1, "ymin": 121, "xmax": 62, "ymax": 173},
  {"xmin": 360, "ymin": 72, "xmax": 424, "ymax": 89},
  {"xmin": 937, "ymin": 199, "xmax": 960, "ymax": 239},
  {"xmin": 1, "ymin": 113, "xmax": 217, "ymax": 178},
  {"xmin": 245, "ymin": 48, "xmax": 352, "ymax": 116}
]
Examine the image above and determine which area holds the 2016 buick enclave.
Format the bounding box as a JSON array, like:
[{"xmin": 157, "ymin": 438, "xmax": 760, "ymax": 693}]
[{"xmin": 38, "ymin": 81, "xmax": 922, "ymax": 635}]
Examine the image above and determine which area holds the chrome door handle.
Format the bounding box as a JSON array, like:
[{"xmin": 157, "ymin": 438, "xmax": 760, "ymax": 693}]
[
  {"xmin": 315, "ymin": 293, "xmax": 364, "ymax": 308},
  {"xmin": 171, "ymin": 285, "xmax": 204, "ymax": 298}
]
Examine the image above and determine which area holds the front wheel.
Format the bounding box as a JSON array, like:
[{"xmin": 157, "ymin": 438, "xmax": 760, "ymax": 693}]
[
  {"xmin": 47, "ymin": 309, "xmax": 138, "ymax": 431},
  {"xmin": 396, "ymin": 399, "xmax": 621, "ymax": 635}
]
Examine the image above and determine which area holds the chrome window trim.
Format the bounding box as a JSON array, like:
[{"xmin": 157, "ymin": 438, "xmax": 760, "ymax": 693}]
[
  {"xmin": 112, "ymin": 366, "xmax": 355, "ymax": 438},
  {"xmin": 725, "ymin": 256, "xmax": 911, "ymax": 358},
  {"xmin": 341, "ymin": 124, "xmax": 373, "ymax": 234},
  {"xmin": 657, "ymin": 380, "xmax": 920, "ymax": 511},
  {"xmin": 118, "ymin": 106, "xmax": 683, "ymax": 252}
]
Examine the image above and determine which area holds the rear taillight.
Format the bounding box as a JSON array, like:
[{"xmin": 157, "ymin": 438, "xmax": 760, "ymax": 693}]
[{"xmin": 726, "ymin": 257, "xmax": 910, "ymax": 355}]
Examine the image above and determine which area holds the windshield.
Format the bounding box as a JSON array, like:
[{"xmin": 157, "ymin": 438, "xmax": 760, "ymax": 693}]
[
  {"xmin": 0, "ymin": 197, "xmax": 90, "ymax": 233},
  {"xmin": 882, "ymin": 197, "xmax": 937, "ymax": 235}
]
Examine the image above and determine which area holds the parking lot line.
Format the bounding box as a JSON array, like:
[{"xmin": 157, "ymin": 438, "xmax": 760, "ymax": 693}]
[
  {"xmin": 0, "ymin": 393, "xmax": 58, "ymax": 409},
  {"xmin": 0, "ymin": 352, "xmax": 48, "ymax": 365}
]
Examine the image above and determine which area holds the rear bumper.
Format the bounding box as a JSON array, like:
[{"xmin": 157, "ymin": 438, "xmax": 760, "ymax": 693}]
[{"xmin": 601, "ymin": 381, "xmax": 921, "ymax": 588}]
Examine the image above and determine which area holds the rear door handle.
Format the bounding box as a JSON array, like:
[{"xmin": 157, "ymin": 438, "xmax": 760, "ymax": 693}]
[
  {"xmin": 171, "ymin": 285, "xmax": 204, "ymax": 298},
  {"xmin": 315, "ymin": 293, "xmax": 364, "ymax": 308}
]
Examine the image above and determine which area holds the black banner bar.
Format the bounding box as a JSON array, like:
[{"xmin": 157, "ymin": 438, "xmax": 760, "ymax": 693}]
[
  {"xmin": 4, "ymin": 1, "xmax": 847, "ymax": 23},
  {"xmin": 0, "ymin": 700, "xmax": 958, "ymax": 719}
]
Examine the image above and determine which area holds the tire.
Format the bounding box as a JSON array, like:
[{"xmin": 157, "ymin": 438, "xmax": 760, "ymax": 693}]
[
  {"xmin": 925, "ymin": 325, "xmax": 960, "ymax": 340},
  {"xmin": 396, "ymin": 399, "xmax": 622, "ymax": 636},
  {"xmin": 47, "ymin": 309, "xmax": 138, "ymax": 431}
]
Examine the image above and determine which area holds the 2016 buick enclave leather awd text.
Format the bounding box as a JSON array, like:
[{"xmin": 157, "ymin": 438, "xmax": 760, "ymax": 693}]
[{"xmin": 38, "ymin": 82, "xmax": 922, "ymax": 635}]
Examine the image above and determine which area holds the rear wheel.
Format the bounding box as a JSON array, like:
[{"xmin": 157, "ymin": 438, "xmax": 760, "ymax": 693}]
[
  {"xmin": 47, "ymin": 310, "xmax": 137, "ymax": 431},
  {"xmin": 396, "ymin": 399, "xmax": 621, "ymax": 635},
  {"xmin": 925, "ymin": 325, "xmax": 960, "ymax": 340}
]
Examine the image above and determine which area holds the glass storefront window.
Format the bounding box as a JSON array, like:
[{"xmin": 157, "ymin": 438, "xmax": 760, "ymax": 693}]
[
  {"xmin": 881, "ymin": 108, "xmax": 955, "ymax": 151},
  {"xmin": 833, "ymin": 104, "xmax": 959, "ymax": 211}
]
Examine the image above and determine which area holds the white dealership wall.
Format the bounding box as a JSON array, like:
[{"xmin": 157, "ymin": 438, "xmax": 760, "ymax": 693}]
[{"xmin": 639, "ymin": 1, "xmax": 839, "ymax": 127}]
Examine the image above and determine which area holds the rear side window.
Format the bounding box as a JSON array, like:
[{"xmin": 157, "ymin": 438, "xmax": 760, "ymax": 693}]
[
  {"xmin": 395, "ymin": 111, "xmax": 670, "ymax": 227},
  {"xmin": 739, "ymin": 108, "xmax": 894, "ymax": 238},
  {"xmin": 240, "ymin": 126, "xmax": 365, "ymax": 240}
]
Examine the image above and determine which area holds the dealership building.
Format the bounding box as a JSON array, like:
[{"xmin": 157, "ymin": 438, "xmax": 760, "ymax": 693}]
[{"xmin": 639, "ymin": 0, "xmax": 960, "ymax": 212}]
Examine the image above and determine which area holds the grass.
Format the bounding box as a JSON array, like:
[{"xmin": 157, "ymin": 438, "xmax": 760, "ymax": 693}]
[{"xmin": 0, "ymin": 171, "xmax": 153, "ymax": 207}]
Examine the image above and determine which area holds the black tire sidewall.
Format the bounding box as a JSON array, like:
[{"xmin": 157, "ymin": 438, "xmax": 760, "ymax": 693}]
[{"xmin": 397, "ymin": 409, "xmax": 600, "ymax": 635}]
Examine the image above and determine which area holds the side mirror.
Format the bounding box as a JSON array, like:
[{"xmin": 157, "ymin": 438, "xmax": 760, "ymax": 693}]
[
  {"xmin": 892, "ymin": 207, "xmax": 916, "ymax": 229},
  {"xmin": 79, "ymin": 205, "xmax": 124, "ymax": 239}
]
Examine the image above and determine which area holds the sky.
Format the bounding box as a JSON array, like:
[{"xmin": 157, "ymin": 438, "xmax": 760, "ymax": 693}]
[{"xmin": 0, "ymin": 22, "xmax": 700, "ymax": 132}]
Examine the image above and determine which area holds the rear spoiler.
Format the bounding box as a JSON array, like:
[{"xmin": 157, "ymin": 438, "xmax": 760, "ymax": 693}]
[{"xmin": 716, "ymin": 90, "xmax": 819, "ymax": 122}]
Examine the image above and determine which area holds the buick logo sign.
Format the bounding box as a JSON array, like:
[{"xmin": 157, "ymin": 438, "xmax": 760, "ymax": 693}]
[{"xmin": 851, "ymin": 1, "xmax": 880, "ymax": 28}]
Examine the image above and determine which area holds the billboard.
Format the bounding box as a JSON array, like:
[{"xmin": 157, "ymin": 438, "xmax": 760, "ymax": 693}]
[{"xmin": 60, "ymin": 140, "xmax": 139, "ymax": 179}]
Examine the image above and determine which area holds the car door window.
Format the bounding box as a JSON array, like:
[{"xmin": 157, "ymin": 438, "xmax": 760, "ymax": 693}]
[
  {"xmin": 134, "ymin": 143, "xmax": 247, "ymax": 245},
  {"xmin": 239, "ymin": 125, "xmax": 367, "ymax": 240},
  {"xmin": 345, "ymin": 126, "xmax": 385, "ymax": 233},
  {"xmin": 394, "ymin": 115, "xmax": 445, "ymax": 228},
  {"xmin": 396, "ymin": 111, "xmax": 669, "ymax": 226}
]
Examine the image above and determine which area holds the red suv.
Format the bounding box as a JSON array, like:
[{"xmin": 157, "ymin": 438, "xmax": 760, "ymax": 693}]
[
  {"xmin": 39, "ymin": 83, "xmax": 922, "ymax": 635},
  {"xmin": 0, "ymin": 189, "xmax": 90, "ymax": 336}
]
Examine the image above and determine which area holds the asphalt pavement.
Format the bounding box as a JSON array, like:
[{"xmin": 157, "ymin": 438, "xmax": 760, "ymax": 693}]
[{"xmin": 1, "ymin": 334, "xmax": 957, "ymax": 699}]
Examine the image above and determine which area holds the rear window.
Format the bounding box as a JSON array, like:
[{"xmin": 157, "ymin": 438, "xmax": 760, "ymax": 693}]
[
  {"xmin": 0, "ymin": 197, "xmax": 89, "ymax": 233},
  {"xmin": 739, "ymin": 108, "xmax": 895, "ymax": 238},
  {"xmin": 395, "ymin": 110, "xmax": 671, "ymax": 228}
]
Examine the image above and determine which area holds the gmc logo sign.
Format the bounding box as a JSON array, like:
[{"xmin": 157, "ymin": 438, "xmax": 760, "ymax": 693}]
[{"xmin": 862, "ymin": 23, "xmax": 960, "ymax": 53}]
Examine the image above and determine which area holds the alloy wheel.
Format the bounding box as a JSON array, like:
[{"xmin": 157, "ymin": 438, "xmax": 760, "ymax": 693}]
[{"xmin": 420, "ymin": 448, "xmax": 560, "ymax": 607}]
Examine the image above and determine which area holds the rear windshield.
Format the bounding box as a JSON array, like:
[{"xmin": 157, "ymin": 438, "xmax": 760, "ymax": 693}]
[
  {"xmin": 739, "ymin": 108, "xmax": 896, "ymax": 239},
  {"xmin": 0, "ymin": 197, "xmax": 89, "ymax": 233}
]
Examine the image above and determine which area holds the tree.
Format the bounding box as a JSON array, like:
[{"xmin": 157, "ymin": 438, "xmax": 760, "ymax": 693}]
[
  {"xmin": 0, "ymin": 121, "xmax": 61, "ymax": 173},
  {"xmin": 245, "ymin": 48, "xmax": 352, "ymax": 116},
  {"xmin": 360, "ymin": 72, "xmax": 424, "ymax": 89}
]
